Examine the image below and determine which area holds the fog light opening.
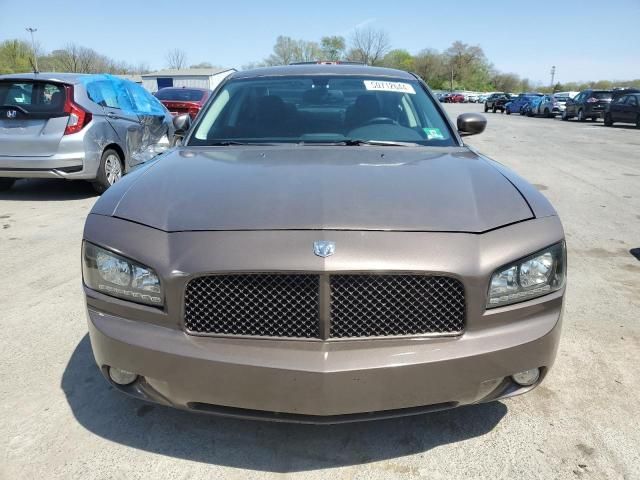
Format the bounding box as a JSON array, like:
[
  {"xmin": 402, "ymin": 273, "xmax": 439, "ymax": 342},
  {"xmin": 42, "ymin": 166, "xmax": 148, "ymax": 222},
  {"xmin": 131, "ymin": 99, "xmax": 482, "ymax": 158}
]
[
  {"xmin": 511, "ymin": 368, "xmax": 541, "ymax": 387},
  {"xmin": 108, "ymin": 366, "xmax": 138, "ymax": 386}
]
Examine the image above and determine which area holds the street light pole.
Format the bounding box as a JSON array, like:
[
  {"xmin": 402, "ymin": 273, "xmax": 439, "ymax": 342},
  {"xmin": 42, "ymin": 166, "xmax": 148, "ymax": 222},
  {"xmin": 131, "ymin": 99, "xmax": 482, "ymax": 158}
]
[
  {"xmin": 25, "ymin": 27, "xmax": 38, "ymax": 72},
  {"xmin": 550, "ymin": 65, "xmax": 556, "ymax": 90}
]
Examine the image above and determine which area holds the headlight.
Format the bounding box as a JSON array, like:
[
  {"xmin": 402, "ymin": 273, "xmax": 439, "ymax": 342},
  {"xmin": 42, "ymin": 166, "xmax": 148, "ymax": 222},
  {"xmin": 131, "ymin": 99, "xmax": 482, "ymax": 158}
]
[
  {"xmin": 487, "ymin": 242, "xmax": 566, "ymax": 308},
  {"xmin": 82, "ymin": 242, "xmax": 163, "ymax": 307}
]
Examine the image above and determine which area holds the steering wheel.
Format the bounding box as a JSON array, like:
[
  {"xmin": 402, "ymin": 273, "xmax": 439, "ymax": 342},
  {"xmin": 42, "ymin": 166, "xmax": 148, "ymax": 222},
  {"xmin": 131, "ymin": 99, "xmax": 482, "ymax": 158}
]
[{"xmin": 363, "ymin": 116, "xmax": 398, "ymax": 126}]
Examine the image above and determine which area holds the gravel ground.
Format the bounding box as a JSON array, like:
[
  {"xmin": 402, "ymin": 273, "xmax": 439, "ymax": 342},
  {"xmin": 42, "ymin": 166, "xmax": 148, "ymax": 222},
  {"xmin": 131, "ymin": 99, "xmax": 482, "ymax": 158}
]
[{"xmin": 1, "ymin": 103, "xmax": 638, "ymax": 480}]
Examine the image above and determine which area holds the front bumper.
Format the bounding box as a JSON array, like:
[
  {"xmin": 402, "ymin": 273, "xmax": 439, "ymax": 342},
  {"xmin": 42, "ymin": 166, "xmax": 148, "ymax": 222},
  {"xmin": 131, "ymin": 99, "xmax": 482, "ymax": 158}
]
[
  {"xmin": 84, "ymin": 214, "xmax": 565, "ymax": 422},
  {"xmin": 87, "ymin": 286, "xmax": 563, "ymax": 423}
]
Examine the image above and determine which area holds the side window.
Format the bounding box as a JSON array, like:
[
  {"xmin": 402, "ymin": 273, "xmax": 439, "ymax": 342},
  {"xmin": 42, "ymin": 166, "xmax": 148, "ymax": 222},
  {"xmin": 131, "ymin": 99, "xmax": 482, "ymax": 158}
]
[
  {"xmin": 615, "ymin": 95, "xmax": 628, "ymax": 104},
  {"xmin": 126, "ymin": 83, "xmax": 165, "ymax": 115},
  {"xmin": 628, "ymin": 96, "xmax": 638, "ymax": 107},
  {"xmin": 86, "ymin": 80, "xmax": 120, "ymax": 109}
]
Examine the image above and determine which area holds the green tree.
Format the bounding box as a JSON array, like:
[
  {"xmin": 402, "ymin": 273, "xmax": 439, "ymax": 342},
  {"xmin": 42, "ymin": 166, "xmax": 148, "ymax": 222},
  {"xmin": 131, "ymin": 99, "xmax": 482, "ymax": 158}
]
[
  {"xmin": 0, "ymin": 40, "xmax": 33, "ymax": 74},
  {"xmin": 320, "ymin": 36, "xmax": 346, "ymax": 61},
  {"xmin": 444, "ymin": 41, "xmax": 491, "ymax": 90},
  {"xmin": 382, "ymin": 49, "xmax": 415, "ymax": 72},
  {"xmin": 413, "ymin": 49, "xmax": 448, "ymax": 89}
]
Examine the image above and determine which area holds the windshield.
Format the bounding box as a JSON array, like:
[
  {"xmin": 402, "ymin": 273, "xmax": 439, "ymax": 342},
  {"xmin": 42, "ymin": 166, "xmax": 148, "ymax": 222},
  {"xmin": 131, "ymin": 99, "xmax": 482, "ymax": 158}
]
[
  {"xmin": 189, "ymin": 75, "xmax": 455, "ymax": 146},
  {"xmin": 0, "ymin": 81, "xmax": 66, "ymax": 113},
  {"xmin": 591, "ymin": 91, "xmax": 612, "ymax": 100},
  {"xmin": 155, "ymin": 88, "xmax": 205, "ymax": 101}
]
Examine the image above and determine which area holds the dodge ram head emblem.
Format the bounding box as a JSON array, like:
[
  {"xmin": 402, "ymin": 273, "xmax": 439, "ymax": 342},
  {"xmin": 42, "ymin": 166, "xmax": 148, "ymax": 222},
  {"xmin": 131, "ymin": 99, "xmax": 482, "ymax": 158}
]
[
  {"xmin": 6, "ymin": 110, "xmax": 17, "ymax": 119},
  {"xmin": 313, "ymin": 240, "xmax": 336, "ymax": 258}
]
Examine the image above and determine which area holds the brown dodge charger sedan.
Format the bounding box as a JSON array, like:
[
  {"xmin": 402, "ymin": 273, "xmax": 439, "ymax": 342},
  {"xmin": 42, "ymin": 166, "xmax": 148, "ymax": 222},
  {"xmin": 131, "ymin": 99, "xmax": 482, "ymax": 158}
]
[{"xmin": 82, "ymin": 64, "xmax": 566, "ymax": 423}]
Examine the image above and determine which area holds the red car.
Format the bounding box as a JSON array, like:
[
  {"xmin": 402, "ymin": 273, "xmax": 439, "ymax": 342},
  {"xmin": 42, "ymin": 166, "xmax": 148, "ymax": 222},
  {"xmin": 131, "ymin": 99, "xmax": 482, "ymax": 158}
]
[
  {"xmin": 154, "ymin": 87, "xmax": 211, "ymax": 119},
  {"xmin": 444, "ymin": 93, "xmax": 465, "ymax": 103}
]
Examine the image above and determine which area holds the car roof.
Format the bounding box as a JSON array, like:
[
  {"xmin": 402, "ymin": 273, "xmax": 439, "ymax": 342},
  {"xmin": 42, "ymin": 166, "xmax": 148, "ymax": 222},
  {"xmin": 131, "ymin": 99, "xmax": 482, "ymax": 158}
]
[
  {"xmin": 0, "ymin": 72, "xmax": 95, "ymax": 84},
  {"xmin": 230, "ymin": 64, "xmax": 416, "ymax": 80}
]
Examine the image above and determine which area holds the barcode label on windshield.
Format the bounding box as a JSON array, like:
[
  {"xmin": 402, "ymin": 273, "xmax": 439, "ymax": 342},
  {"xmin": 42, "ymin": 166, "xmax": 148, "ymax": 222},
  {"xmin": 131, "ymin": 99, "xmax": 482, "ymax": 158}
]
[{"xmin": 364, "ymin": 81, "xmax": 416, "ymax": 95}]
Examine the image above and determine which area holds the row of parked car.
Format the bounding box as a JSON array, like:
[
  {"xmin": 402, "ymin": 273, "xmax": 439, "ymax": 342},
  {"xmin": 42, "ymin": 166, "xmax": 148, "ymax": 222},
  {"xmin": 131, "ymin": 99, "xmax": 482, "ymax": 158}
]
[
  {"xmin": 0, "ymin": 71, "xmax": 212, "ymax": 192},
  {"xmin": 437, "ymin": 92, "xmax": 488, "ymax": 103},
  {"xmin": 482, "ymin": 89, "xmax": 640, "ymax": 127}
]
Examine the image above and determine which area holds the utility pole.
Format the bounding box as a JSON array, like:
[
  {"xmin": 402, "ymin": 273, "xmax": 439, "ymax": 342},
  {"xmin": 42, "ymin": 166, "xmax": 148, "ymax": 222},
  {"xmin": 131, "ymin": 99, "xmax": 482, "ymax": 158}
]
[
  {"xmin": 550, "ymin": 65, "xmax": 556, "ymax": 90},
  {"xmin": 450, "ymin": 66, "xmax": 454, "ymax": 92},
  {"xmin": 25, "ymin": 27, "xmax": 38, "ymax": 72}
]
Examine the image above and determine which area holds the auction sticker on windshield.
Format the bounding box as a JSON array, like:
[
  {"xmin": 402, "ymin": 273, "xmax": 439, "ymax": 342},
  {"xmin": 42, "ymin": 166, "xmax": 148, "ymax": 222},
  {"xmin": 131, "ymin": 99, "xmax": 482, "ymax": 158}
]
[{"xmin": 364, "ymin": 80, "xmax": 416, "ymax": 94}]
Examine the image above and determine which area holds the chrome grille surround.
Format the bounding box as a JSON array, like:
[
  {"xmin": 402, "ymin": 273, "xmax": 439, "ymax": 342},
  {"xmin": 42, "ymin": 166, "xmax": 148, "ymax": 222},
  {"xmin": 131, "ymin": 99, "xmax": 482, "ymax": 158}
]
[{"xmin": 184, "ymin": 274, "xmax": 465, "ymax": 339}]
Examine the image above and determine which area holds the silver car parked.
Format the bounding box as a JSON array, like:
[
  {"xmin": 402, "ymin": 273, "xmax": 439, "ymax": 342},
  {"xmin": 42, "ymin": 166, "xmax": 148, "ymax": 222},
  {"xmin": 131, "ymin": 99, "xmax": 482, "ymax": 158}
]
[
  {"xmin": 0, "ymin": 73, "xmax": 174, "ymax": 193},
  {"xmin": 529, "ymin": 95, "xmax": 561, "ymax": 117}
]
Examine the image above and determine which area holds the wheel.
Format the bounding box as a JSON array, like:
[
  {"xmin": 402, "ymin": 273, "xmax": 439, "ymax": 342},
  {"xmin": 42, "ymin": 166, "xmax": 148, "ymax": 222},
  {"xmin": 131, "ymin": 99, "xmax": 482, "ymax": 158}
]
[
  {"xmin": 544, "ymin": 108, "xmax": 551, "ymax": 118},
  {"xmin": 590, "ymin": 117, "xmax": 597, "ymax": 121},
  {"xmin": 506, "ymin": 109, "xmax": 511, "ymax": 115},
  {"xmin": 0, "ymin": 178, "xmax": 16, "ymax": 191},
  {"xmin": 492, "ymin": 106, "xmax": 497, "ymax": 113},
  {"xmin": 636, "ymin": 114, "xmax": 640, "ymax": 128},
  {"xmin": 577, "ymin": 108, "xmax": 585, "ymax": 122},
  {"xmin": 92, "ymin": 148, "xmax": 123, "ymax": 194},
  {"xmin": 604, "ymin": 113, "xmax": 613, "ymax": 126},
  {"xmin": 561, "ymin": 110, "xmax": 569, "ymax": 121},
  {"xmin": 484, "ymin": 104, "xmax": 489, "ymax": 113}
]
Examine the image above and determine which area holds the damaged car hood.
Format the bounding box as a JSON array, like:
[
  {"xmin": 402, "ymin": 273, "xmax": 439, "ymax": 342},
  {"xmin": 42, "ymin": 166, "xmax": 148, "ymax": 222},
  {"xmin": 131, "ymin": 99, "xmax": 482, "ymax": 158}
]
[{"xmin": 93, "ymin": 146, "xmax": 535, "ymax": 233}]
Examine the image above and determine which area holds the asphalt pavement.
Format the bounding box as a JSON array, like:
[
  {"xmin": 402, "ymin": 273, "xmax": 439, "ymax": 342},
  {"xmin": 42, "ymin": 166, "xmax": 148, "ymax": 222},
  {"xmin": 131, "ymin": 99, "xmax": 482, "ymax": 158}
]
[{"xmin": 1, "ymin": 103, "xmax": 638, "ymax": 479}]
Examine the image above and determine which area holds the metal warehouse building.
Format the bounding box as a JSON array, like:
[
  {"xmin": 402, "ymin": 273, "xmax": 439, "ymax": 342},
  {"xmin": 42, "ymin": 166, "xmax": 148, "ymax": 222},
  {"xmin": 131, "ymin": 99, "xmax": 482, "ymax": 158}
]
[{"xmin": 141, "ymin": 68, "xmax": 236, "ymax": 93}]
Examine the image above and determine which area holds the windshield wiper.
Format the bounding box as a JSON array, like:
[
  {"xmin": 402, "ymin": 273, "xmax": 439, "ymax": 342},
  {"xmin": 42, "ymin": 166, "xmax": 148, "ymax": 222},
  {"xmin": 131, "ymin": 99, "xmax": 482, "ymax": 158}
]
[{"xmin": 342, "ymin": 139, "xmax": 421, "ymax": 147}]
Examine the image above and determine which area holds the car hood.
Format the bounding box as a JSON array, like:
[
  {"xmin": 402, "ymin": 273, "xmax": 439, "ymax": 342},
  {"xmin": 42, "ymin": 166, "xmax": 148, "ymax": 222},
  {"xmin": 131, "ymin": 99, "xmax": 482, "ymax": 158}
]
[{"xmin": 94, "ymin": 146, "xmax": 534, "ymax": 232}]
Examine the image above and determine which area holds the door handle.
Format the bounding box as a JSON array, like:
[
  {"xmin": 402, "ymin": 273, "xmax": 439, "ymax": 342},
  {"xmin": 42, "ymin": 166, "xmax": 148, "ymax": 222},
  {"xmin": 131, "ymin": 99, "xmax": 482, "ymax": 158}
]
[{"xmin": 106, "ymin": 112, "xmax": 118, "ymax": 119}]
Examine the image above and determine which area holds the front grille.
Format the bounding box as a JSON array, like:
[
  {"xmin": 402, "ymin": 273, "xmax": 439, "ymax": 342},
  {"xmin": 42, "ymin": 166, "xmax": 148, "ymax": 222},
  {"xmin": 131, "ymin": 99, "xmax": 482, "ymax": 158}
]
[
  {"xmin": 184, "ymin": 274, "xmax": 465, "ymax": 339},
  {"xmin": 330, "ymin": 275, "xmax": 465, "ymax": 338},
  {"xmin": 184, "ymin": 274, "xmax": 320, "ymax": 338}
]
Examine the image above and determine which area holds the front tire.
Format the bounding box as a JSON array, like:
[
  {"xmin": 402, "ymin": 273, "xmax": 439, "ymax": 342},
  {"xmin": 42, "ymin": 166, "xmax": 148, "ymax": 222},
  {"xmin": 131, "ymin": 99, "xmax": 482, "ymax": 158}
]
[
  {"xmin": 577, "ymin": 108, "xmax": 585, "ymax": 122},
  {"xmin": 492, "ymin": 106, "xmax": 497, "ymax": 113},
  {"xmin": 636, "ymin": 114, "xmax": 640, "ymax": 128},
  {"xmin": 544, "ymin": 108, "xmax": 551, "ymax": 118},
  {"xmin": 604, "ymin": 113, "xmax": 613, "ymax": 126},
  {"xmin": 484, "ymin": 104, "xmax": 489, "ymax": 113},
  {"xmin": 92, "ymin": 148, "xmax": 124, "ymax": 194},
  {"xmin": 0, "ymin": 178, "xmax": 16, "ymax": 191}
]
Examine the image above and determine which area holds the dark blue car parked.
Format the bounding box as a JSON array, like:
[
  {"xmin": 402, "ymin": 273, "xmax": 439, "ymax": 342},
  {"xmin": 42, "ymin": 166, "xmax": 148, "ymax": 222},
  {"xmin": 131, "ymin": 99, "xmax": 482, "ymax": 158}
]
[{"xmin": 505, "ymin": 93, "xmax": 543, "ymax": 115}]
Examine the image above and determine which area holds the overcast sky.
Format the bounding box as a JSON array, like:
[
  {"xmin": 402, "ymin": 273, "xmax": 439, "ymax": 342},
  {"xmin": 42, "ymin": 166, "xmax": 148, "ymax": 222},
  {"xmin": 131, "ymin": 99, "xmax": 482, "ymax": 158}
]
[{"xmin": 2, "ymin": 0, "xmax": 639, "ymax": 83}]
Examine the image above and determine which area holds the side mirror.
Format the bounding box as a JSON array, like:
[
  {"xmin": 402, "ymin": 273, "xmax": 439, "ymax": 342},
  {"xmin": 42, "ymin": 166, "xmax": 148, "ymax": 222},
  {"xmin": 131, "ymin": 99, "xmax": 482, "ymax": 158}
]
[
  {"xmin": 173, "ymin": 113, "xmax": 192, "ymax": 134},
  {"xmin": 457, "ymin": 113, "xmax": 486, "ymax": 136}
]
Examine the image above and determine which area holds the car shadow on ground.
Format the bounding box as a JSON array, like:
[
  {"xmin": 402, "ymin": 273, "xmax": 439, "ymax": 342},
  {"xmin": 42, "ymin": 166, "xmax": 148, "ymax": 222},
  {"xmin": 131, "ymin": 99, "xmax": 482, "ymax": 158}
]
[
  {"xmin": 596, "ymin": 124, "xmax": 638, "ymax": 130},
  {"xmin": 63, "ymin": 335, "xmax": 507, "ymax": 472},
  {"xmin": 0, "ymin": 178, "xmax": 97, "ymax": 201}
]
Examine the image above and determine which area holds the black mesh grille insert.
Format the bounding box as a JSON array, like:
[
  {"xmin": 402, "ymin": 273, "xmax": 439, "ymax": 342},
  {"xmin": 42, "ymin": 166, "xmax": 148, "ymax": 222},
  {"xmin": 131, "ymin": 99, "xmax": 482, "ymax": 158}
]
[
  {"xmin": 329, "ymin": 275, "xmax": 465, "ymax": 338},
  {"xmin": 184, "ymin": 274, "xmax": 320, "ymax": 338},
  {"xmin": 184, "ymin": 274, "xmax": 465, "ymax": 339}
]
